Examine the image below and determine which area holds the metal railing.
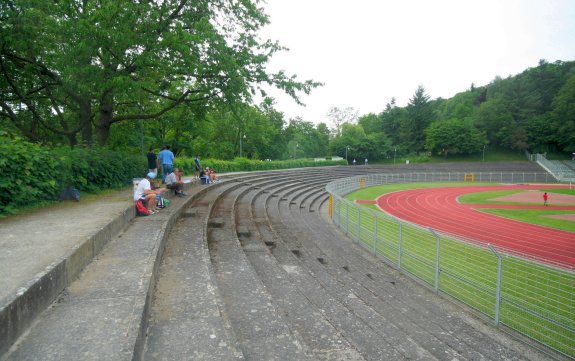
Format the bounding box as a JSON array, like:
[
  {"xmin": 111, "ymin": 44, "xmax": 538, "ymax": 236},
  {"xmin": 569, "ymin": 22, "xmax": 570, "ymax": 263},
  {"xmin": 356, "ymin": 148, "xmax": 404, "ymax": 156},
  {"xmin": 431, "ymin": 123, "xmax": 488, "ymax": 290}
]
[
  {"xmin": 527, "ymin": 152, "xmax": 575, "ymax": 182},
  {"xmin": 326, "ymin": 172, "xmax": 575, "ymax": 359}
]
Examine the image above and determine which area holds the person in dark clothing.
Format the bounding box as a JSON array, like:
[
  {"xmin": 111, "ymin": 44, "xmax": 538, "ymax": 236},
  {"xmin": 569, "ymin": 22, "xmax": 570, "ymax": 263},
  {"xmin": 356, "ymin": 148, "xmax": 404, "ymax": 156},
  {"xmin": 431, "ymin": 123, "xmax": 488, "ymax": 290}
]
[
  {"xmin": 147, "ymin": 148, "xmax": 159, "ymax": 175},
  {"xmin": 194, "ymin": 155, "xmax": 202, "ymax": 179}
]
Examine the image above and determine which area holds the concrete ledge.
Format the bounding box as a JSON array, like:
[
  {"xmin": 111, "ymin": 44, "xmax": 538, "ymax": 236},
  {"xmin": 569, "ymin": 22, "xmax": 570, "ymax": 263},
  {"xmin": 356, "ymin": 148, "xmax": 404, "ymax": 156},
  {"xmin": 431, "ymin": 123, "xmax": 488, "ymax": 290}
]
[{"xmin": 0, "ymin": 203, "xmax": 136, "ymax": 356}]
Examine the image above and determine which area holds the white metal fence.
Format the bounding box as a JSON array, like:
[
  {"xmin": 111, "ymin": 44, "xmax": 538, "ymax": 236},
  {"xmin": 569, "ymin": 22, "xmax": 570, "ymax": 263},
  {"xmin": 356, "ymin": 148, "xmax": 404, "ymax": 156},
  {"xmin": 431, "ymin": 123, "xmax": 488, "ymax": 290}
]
[{"xmin": 326, "ymin": 172, "xmax": 575, "ymax": 359}]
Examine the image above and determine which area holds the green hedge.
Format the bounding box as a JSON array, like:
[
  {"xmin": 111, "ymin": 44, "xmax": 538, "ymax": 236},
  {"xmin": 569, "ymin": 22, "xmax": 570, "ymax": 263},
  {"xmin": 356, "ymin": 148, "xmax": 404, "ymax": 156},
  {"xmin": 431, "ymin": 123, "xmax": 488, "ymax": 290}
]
[
  {"xmin": 0, "ymin": 133, "xmax": 146, "ymax": 216},
  {"xmin": 174, "ymin": 157, "xmax": 347, "ymax": 174}
]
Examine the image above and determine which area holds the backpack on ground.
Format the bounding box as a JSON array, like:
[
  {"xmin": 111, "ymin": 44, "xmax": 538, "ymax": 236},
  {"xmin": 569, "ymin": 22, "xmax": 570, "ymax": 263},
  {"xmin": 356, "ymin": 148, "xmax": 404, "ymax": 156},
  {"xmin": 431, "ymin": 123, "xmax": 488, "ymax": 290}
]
[{"xmin": 135, "ymin": 200, "xmax": 150, "ymax": 216}]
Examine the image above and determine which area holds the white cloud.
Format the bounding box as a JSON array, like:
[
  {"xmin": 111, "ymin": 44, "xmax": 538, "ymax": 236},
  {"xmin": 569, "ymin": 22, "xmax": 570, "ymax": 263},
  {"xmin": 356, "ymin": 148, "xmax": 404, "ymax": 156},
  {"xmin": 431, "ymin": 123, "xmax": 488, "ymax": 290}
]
[{"xmin": 259, "ymin": 0, "xmax": 575, "ymax": 124}]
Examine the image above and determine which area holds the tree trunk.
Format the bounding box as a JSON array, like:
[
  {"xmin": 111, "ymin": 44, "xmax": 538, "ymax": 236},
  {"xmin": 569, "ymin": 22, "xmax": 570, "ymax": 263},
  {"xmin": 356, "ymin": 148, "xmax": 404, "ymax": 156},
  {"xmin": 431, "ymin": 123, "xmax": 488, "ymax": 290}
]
[
  {"xmin": 80, "ymin": 100, "xmax": 93, "ymax": 145},
  {"xmin": 97, "ymin": 101, "xmax": 113, "ymax": 146}
]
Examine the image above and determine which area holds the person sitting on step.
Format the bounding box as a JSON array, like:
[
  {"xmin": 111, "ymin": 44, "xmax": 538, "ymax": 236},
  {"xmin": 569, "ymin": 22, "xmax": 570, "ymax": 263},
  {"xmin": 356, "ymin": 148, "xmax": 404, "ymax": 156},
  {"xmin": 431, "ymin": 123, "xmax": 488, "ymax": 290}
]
[
  {"xmin": 199, "ymin": 167, "xmax": 211, "ymax": 184},
  {"xmin": 165, "ymin": 168, "xmax": 187, "ymax": 197},
  {"xmin": 206, "ymin": 166, "xmax": 219, "ymax": 183},
  {"xmin": 134, "ymin": 172, "xmax": 165, "ymax": 214}
]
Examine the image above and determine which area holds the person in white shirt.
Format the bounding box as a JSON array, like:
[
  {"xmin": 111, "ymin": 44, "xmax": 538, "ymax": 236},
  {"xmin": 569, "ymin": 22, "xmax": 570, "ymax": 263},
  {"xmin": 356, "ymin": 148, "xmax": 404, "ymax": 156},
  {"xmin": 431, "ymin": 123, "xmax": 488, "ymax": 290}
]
[{"xmin": 134, "ymin": 172, "xmax": 165, "ymax": 214}]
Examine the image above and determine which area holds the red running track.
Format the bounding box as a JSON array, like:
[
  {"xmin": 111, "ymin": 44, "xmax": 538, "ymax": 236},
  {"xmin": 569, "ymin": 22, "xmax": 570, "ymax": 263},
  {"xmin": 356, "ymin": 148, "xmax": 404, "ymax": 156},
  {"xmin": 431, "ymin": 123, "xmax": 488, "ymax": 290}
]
[{"xmin": 375, "ymin": 185, "xmax": 575, "ymax": 267}]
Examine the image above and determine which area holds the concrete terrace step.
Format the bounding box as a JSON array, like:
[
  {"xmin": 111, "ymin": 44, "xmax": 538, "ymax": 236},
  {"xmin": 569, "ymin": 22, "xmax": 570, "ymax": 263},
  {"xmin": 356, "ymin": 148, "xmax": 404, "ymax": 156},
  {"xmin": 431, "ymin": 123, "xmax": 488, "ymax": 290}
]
[
  {"xmin": 263, "ymin": 182, "xmax": 436, "ymax": 359},
  {"xmin": 206, "ymin": 181, "xmax": 312, "ymax": 360},
  {"xmin": 262, "ymin": 178, "xmax": 552, "ymax": 360},
  {"xmin": 144, "ymin": 181, "xmax": 244, "ymax": 361},
  {"xmin": 236, "ymin": 180, "xmax": 370, "ymax": 360}
]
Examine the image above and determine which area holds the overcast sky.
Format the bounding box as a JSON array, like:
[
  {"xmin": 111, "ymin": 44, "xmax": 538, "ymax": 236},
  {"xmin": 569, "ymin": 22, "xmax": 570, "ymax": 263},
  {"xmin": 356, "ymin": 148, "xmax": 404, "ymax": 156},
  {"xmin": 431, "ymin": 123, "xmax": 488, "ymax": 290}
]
[{"xmin": 259, "ymin": 0, "xmax": 575, "ymax": 125}]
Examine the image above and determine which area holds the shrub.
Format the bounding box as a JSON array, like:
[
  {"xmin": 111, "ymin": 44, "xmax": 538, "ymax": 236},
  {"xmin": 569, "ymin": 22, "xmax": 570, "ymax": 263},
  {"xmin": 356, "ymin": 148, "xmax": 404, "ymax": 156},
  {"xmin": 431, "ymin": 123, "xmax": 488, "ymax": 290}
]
[
  {"xmin": 0, "ymin": 133, "xmax": 147, "ymax": 216},
  {"xmin": 0, "ymin": 134, "xmax": 60, "ymax": 215}
]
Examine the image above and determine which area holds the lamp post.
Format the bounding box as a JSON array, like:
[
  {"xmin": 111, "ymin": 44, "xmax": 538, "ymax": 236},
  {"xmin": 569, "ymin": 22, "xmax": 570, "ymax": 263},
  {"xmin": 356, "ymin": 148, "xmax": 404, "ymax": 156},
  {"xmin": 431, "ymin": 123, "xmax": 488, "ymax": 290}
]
[
  {"xmin": 394, "ymin": 147, "xmax": 397, "ymax": 164},
  {"xmin": 345, "ymin": 146, "xmax": 349, "ymax": 165},
  {"xmin": 293, "ymin": 142, "xmax": 298, "ymax": 159},
  {"xmin": 482, "ymin": 145, "xmax": 486, "ymax": 162},
  {"xmin": 240, "ymin": 134, "xmax": 246, "ymax": 158}
]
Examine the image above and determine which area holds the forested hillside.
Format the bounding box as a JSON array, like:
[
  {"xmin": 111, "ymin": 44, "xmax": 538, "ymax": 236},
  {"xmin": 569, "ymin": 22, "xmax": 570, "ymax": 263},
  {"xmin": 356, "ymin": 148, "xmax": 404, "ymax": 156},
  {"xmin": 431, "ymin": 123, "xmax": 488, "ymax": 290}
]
[
  {"xmin": 347, "ymin": 59, "xmax": 575, "ymax": 161},
  {"xmin": 1, "ymin": 2, "xmax": 573, "ymax": 161}
]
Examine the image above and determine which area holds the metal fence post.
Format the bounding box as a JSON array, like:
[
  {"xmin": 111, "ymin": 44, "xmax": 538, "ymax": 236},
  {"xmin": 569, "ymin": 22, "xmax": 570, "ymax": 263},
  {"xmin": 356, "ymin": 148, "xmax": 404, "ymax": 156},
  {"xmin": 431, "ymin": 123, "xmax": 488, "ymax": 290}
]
[
  {"xmin": 489, "ymin": 244, "xmax": 503, "ymax": 326},
  {"xmin": 373, "ymin": 215, "xmax": 378, "ymax": 256},
  {"xmin": 357, "ymin": 207, "xmax": 361, "ymax": 241},
  {"xmin": 397, "ymin": 221, "xmax": 403, "ymax": 270},
  {"xmin": 346, "ymin": 203, "xmax": 349, "ymax": 235},
  {"xmin": 430, "ymin": 228, "xmax": 441, "ymax": 292}
]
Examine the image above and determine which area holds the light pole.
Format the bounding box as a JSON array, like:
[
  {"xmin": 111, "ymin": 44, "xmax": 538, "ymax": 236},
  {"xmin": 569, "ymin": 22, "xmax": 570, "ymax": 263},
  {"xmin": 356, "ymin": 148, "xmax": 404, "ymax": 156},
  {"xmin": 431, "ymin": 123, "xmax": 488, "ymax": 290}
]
[
  {"xmin": 240, "ymin": 134, "xmax": 246, "ymax": 158},
  {"xmin": 293, "ymin": 142, "xmax": 298, "ymax": 159},
  {"xmin": 482, "ymin": 145, "xmax": 486, "ymax": 162},
  {"xmin": 345, "ymin": 146, "xmax": 349, "ymax": 165},
  {"xmin": 394, "ymin": 147, "xmax": 397, "ymax": 164}
]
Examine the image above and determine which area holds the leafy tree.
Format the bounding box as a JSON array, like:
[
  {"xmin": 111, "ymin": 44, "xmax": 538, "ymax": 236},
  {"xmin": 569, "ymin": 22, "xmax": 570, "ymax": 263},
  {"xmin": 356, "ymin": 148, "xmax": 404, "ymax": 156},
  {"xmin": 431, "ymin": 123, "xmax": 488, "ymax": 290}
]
[
  {"xmin": 524, "ymin": 113, "xmax": 558, "ymax": 153},
  {"xmin": 315, "ymin": 122, "xmax": 331, "ymax": 156},
  {"xmin": 425, "ymin": 119, "xmax": 486, "ymax": 156},
  {"xmin": 551, "ymin": 74, "xmax": 575, "ymax": 152},
  {"xmin": 358, "ymin": 113, "xmax": 381, "ymax": 134},
  {"xmin": 436, "ymin": 90, "xmax": 480, "ymax": 122},
  {"xmin": 474, "ymin": 99, "xmax": 514, "ymax": 148},
  {"xmin": 285, "ymin": 118, "xmax": 327, "ymax": 158},
  {"xmin": 326, "ymin": 106, "xmax": 359, "ymax": 136},
  {"xmin": 259, "ymin": 99, "xmax": 288, "ymax": 160},
  {"xmin": 0, "ymin": 0, "xmax": 320, "ymax": 146}
]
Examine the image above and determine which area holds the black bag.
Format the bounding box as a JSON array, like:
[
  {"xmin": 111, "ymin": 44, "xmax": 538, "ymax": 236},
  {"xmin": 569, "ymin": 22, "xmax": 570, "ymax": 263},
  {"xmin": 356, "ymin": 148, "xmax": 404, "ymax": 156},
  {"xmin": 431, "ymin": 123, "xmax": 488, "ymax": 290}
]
[{"xmin": 59, "ymin": 187, "xmax": 80, "ymax": 201}]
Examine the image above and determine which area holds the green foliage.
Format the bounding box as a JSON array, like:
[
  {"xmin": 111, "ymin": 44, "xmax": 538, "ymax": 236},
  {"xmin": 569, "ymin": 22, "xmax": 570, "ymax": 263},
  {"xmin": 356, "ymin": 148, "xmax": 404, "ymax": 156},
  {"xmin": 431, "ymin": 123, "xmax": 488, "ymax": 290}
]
[
  {"xmin": 52, "ymin": 147, "xmax": 146, "ymax": 193},
  {"xmin": 1, "ymin": 0, "xmax": 320, "ymax": 146},
  {"xmin": 551, "ymin": 74, "xmax": 575, "ymax": 151},
  {"xmin": 401, "ymin": 85, "xmax": 435, "ymax": 153},
  {"xmin": 0, "ymin": 133, "xmax": 60, "ymax": 215},
  {"xmin": 0, "ymin": 133, "xmax": 146, "ymax": 216},
  {"xmin": 425, "ymin": 119, "xmax": 487, "ymax": 156}
]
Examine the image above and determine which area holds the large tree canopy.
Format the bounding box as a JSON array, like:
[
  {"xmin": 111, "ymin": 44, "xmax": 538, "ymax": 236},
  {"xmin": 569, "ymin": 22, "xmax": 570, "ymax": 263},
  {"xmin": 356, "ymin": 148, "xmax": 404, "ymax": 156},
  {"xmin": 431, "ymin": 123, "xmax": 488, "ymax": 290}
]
[{"xmin": 0, "ymin": 0, "xmax": 320, "ymax": 145}]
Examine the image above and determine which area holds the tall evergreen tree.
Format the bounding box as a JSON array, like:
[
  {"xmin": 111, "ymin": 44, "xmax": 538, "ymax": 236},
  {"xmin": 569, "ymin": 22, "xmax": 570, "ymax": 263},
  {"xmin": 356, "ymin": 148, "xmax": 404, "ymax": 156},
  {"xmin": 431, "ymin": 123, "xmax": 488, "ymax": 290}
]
[{"xmin": 400, "ymin": 85, "xmax": 434, "ymax": 153}]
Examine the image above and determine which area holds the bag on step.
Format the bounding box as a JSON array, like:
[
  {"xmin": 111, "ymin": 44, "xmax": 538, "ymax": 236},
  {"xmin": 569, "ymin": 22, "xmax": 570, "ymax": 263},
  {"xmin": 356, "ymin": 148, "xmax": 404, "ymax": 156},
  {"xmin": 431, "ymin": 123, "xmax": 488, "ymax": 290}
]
[
  {"xmin": 135, "ymin": 200, "xmax": 150, "ymax": 216},
  {"xmin": 163, "ymin": 198, "xmax": 170, "ymax": 207}
]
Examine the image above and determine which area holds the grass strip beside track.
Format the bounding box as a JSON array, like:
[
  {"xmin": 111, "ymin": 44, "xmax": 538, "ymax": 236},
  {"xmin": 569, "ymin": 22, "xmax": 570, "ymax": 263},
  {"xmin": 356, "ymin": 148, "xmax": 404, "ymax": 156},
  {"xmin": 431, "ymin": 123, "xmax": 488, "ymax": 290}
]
[
  {"xmin": 480, "ymin": 209, "xmax": 575, "ymax": 232},
  {"xmin": 336, "ymin": 183, "xmax": 575, "ymax": 357}
]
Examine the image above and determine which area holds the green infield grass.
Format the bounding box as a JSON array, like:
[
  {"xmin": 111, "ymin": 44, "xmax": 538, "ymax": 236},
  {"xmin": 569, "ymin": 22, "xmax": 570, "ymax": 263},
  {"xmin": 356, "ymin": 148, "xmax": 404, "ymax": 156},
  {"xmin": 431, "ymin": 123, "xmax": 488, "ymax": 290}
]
[{"xmin": 480, "ymin": 209, "xmax": 575, "ymax": 232}]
